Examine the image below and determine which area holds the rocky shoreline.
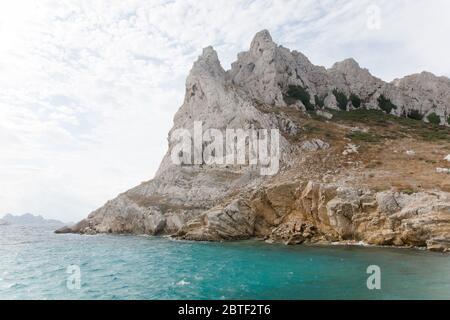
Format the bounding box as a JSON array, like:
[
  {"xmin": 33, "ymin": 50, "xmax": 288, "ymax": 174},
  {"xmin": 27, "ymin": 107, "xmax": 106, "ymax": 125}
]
[{"xmin": 57, "ymin": 179, "xmax": 450, "ymax": 252}]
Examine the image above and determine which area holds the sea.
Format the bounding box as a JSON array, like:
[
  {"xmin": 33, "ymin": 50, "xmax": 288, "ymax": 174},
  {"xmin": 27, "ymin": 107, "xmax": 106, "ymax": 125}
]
[{"xmin": 1, "ymin": 225, "xmax": 449, "ymax": 300}]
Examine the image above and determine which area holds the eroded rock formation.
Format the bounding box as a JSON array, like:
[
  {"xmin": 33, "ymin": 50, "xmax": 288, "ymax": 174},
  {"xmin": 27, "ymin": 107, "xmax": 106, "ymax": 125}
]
[{"xmin": 57, "ymin": 30, "xmax": 450, "ymax": 251}]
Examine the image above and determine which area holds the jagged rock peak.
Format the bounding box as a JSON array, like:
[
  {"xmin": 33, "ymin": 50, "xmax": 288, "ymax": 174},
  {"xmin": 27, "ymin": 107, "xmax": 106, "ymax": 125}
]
[
  {"xmin": 331, "ymin": 58, "xmax": 361, "ymax": 71},
  {"xmin": 188, "ymin": 45, "xmax": 225, "ymax": 81},
  {"xmin": 393, "ymin": 71, "xmax": 450, "ymax": 85},
  {"xmin": 250, "ymin": 29, "xmax": 276, "ymax": 56},
  {"xmin": 200, "ymin": 46, "xmax": 220, "ymax": 62}
]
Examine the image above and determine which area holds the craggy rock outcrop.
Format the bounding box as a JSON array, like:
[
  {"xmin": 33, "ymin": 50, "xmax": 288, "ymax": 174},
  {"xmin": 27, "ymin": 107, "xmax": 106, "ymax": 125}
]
[
  {"xmin": 172, "ymin": 181, "xmax": 450, "ymax": 251},
  {"xmin": 177, "ymin": 200, "xmax": 256, "ymax": 241},
  {"xmin": 57, "ymin": 30, "xmax": 450, "ymax": 251}
]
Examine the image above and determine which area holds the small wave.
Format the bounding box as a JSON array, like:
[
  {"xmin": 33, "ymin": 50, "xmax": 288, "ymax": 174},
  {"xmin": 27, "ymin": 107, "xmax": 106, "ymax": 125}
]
[
  {"xmin": 7, "ymin": 282, "xmax": 25, "ymax": 289},
  {"xmin": 176, "ymin": 279, "xmax": 191, "ymax": 286},
  {"xmin": 137, "ymin": 234, "xmax": 152, "ymax": 238},
  {"xmin": 330, "ymin": 241, "xmax": 370, "ymax": 247}
]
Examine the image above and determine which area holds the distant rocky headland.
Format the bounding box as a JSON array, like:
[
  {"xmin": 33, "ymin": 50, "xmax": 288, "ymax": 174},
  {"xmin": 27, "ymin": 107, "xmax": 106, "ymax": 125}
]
[
  {"xmin": 3, "ymin": 213, "xmax": 66, "ymax": 227},
  {"xmin": 57, "ymin": 30, "xmax": 450, "ymax": 252}
]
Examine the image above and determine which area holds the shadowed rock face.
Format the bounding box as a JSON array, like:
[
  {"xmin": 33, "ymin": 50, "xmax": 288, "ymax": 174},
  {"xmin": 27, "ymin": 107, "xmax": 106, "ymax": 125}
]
[{"xmin": 57, "ymin": 30, "xmax": 450, "ymax": 252}]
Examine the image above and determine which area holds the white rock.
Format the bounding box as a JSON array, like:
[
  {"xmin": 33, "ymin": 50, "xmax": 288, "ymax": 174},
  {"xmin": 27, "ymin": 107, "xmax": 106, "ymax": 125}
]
[
  {"xmin": 316, "ymin": 110, "xmax": 333, "ymax": 120},
  {"xmin": 436, "ymin": 168, "xmax": 450, "ymax": 174},
  {"xmin": 301, "ymin": 139, "xmax": 330, "ymax": 152},
  {"xmin": 343, "ymin": 144, "xmax": 359, "ymax": 156},
  {"xmin": 351, "ymin": 127, "xmax": 368, "ymax": 133}
]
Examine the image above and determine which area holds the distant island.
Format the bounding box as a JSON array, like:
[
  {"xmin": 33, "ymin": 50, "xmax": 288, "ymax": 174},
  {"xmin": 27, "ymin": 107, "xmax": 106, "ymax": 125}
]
[{"xmin": 1, "ymin": 213, "xmax": 67, "ymax": 227}]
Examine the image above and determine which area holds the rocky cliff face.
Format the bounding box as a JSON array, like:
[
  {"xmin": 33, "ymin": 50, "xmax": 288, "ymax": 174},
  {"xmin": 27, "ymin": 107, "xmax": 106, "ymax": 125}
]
[{"xmin": 57, "ymin": 30, "xmax": 450, "ymax": 251}]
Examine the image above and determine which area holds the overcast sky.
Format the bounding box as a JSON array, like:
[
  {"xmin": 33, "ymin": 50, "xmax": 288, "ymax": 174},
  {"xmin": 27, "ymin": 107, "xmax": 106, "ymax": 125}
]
[{"xmin": 1, "ymin": 0, "xmax": 449, "ymax": 222}]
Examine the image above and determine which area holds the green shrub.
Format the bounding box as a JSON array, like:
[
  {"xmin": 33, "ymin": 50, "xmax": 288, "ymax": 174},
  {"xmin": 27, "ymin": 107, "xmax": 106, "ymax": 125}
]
[
  {"xmin": 332, "ymin": 109, "xmax": 388, "ymax": 124},
  {"xmin": 447, "ymin": 115, "xmax": 450, "ymax": 125},
  {"xmin": 346, "ymin": 131, "xmax": 381, "ymax": 143},
  {"xmin": 407, "ymin": 110, "xmax": 423, "ymax": 121},
  {"xmin": 401, "ymin": 188, "xmax": 415, "ymax": 195},
  {"xmin": 284, "ymin": 85, "xmax": 314, "ymax": 111},
  {"xmin": 330, "ymin": 109, "xmax": 450, "ymax": 142},
  {"xmin": 377, "ymin": 95, "xmax": 397, "ymax": 114},
  {"xmin": 427, "ymin": 112, "xmax": 441, "ymax": 125},
  {"xmin": 332, "ymin": 89, "xmax": 348, "ymax": 111},
  {"xmin": 314, "ymin": 95, "xmax": 325, "ymax": 108},
  {"xmin": 350, "ymin": 93, "xmax": 361, "ymax": 108}
]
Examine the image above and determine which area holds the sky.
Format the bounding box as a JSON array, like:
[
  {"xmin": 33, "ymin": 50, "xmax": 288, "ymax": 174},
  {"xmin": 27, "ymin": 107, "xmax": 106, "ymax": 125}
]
[{"xmin": 1, "ymin": 0, "xmax": 449, "ymax": 222}]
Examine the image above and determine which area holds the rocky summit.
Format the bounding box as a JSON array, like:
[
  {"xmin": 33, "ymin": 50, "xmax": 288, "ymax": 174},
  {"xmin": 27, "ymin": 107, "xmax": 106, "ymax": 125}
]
[{"xmin": 57, "ymin": 30, "xmax": 450, "ymax": 252}]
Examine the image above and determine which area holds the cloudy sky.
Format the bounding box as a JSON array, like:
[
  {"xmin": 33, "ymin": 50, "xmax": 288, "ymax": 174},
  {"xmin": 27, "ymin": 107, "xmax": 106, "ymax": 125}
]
[{"xmin": 1, "ymin": 0, "xmax": 449, "ymax": 222}]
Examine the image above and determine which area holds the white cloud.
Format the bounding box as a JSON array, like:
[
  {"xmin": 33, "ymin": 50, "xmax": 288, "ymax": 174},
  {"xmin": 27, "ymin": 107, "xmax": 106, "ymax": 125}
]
[{"xmin": 0, "ymin": 0, "xmax": 449, "ymax": 221}]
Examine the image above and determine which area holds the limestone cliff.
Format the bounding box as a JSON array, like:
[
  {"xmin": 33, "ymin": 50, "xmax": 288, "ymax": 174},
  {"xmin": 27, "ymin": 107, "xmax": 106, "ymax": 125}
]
[{"xmin": 57, "ymin": 30, "xmax": 450, "ymax": 252}]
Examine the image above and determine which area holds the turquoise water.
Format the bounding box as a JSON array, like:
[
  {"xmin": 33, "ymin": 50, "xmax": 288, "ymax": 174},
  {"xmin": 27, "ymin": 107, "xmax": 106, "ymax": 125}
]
[{"xmin": 0, "ymin": 225, "xmax": 449, "ymax": 300}]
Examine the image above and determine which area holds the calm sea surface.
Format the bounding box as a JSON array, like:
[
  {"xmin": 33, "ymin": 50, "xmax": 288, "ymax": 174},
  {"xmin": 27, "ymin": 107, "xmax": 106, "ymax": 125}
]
[{"xmin": 1, "ymin": 225, "xmax": 449, "ymax": 299}]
